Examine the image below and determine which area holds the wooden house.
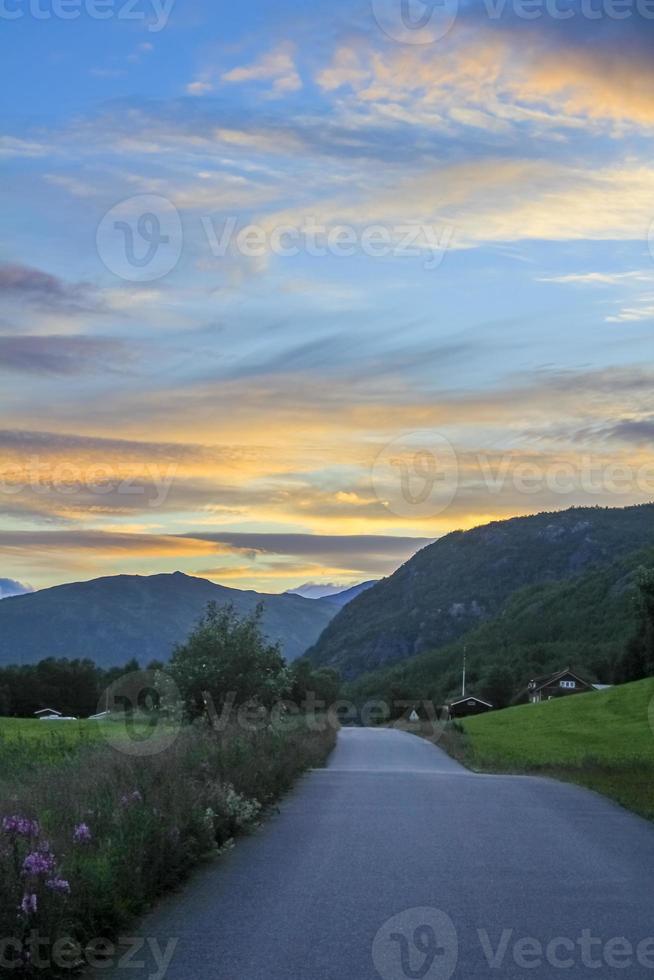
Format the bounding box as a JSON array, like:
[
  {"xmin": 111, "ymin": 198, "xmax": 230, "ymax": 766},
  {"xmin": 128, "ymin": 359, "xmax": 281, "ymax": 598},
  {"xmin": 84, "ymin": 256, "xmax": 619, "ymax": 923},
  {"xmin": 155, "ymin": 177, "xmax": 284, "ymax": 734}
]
[
  {"xmin": 447, "ymin": 695, "xmax": 493, "ymax": 719},
  {"xmin": 518, "ymin": 667, "xmax": 599, "ymax": 705}
]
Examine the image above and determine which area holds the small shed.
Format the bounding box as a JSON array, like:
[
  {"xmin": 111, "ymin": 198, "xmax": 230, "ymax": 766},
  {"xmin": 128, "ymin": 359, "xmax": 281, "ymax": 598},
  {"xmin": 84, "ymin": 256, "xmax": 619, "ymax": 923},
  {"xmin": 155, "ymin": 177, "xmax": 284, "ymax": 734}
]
[
  {"xmin": 35, "ymin": 708, "xmax": 77, "ymax": 721},
  {"xmin": 447, "ymin": 695, "xmax": 493, "ymax": 719}
]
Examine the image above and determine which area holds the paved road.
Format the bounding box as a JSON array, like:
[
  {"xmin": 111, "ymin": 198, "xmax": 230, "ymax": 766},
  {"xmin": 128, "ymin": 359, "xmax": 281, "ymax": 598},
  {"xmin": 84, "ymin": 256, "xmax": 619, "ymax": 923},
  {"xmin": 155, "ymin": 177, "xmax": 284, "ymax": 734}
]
[{"xmin": 109, "ymin": 728, "xmax": 654, "ymax": 979}]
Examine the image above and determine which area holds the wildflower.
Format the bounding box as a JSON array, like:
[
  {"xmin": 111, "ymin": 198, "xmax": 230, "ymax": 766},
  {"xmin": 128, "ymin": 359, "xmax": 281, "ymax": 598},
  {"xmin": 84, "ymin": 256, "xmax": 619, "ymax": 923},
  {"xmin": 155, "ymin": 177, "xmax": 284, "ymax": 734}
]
[
  {"xmin": 120, "ymin": 790, "xmax": 143, "ymax": 808},
  {"xmin": 73, "ymin": 822, "xmax": 92, "ymax": 844},
  {"xmin": 46, "ymin": 878, "xmax": 71, "ymax": 895},
  {"xmin": 20, "ymin": 894, "xmax": 37, "ymax": 916},
  {"xmin": 22, "ymin": 851, "xmax": 56, "ymax": 877},
  {"xmin": 2, "ymin": 816, "xmax": 40, "ymax": 839}
]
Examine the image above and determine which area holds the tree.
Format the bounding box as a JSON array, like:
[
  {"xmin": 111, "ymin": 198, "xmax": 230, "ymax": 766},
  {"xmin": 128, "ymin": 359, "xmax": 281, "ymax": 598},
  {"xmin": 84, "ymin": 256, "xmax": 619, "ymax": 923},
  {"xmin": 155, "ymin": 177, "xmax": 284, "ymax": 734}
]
[
  {"xmin": 169, "ymin": 602, "xmax": 289, "ymax": 717},
  {"xmin": 0, "ymin": 685, "xmax": 11, "ymax": 716},
  {"xmin": 616, "ymin": 567, "xmax": 654, "ymax": 683},
  {"xmin": 480, "ymin": 665, "xmax": 515, "ymax": 709},
  {"xmin": 289, "ymin": 659, "xmax": 341, "ymax": 706}
]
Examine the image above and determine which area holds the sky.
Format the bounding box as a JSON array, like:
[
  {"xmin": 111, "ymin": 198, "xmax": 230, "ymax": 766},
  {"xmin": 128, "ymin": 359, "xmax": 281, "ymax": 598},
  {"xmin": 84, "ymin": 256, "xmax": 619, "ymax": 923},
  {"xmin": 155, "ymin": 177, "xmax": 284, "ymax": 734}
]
[{"xmin": 1, "ymin": 0, "xmax": 654, "ymax": 592}]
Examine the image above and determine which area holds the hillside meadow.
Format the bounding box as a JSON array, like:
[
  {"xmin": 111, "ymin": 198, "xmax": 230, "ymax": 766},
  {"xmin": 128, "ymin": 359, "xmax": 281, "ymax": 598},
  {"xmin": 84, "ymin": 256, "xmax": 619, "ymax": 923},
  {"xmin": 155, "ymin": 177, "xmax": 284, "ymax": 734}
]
[{"xmin": 455, "ymin": 678, "xmax": 654, "ymax": 820}]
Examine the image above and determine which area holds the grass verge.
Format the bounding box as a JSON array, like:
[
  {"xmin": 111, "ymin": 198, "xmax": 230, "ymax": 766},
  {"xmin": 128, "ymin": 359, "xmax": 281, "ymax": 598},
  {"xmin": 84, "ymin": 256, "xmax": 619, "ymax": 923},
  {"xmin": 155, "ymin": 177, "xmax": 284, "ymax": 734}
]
[
  {"xmin": 0, "ymin": 717, "xmax": 336, "ymax": 976},
  {"xmin": 405, "ymin": 678, "xmax": 654, "ymax": 821}
]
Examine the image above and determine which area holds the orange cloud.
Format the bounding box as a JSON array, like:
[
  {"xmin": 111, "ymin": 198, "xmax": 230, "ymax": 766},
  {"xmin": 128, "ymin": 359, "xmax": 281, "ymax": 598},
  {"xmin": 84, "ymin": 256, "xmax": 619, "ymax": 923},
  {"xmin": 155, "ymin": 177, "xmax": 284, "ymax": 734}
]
[{"xmin": 317, "ymin": 31, "xmax": 654, "ymax": 131}]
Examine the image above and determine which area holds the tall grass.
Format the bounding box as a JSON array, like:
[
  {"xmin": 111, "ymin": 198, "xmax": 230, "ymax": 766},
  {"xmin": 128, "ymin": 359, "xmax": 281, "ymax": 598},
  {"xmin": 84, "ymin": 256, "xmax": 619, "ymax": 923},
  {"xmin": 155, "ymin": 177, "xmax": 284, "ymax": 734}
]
[
  {"xmin": 0, "ymin": 718, "xmax": 335, "ymax": 975},
  {"xmin": 0, "ymin": 725, "xmax": 103, "ymax": 782}
]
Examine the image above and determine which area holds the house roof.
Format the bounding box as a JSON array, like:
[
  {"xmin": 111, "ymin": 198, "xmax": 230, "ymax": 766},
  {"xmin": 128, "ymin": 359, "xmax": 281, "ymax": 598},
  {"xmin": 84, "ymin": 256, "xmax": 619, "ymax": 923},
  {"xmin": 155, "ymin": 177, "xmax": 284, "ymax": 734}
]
[
  {"xmin": 34, "ymin": 708, "xmax": 62, "ymax": 716},
  {"xmin": 527, "ymin": 667, "xmax": 593, "ymax": 693},
  {"xmin": 448, "ymin": 695, "xmax": 493, "ymax": 708}
]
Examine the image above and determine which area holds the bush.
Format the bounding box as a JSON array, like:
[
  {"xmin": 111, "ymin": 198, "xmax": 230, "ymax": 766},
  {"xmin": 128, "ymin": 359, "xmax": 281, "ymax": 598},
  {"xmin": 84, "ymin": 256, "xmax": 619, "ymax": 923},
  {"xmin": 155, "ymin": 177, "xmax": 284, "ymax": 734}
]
[{"xmin": 169, "ymin": 602, "xmax": 290, "ymax": 718}]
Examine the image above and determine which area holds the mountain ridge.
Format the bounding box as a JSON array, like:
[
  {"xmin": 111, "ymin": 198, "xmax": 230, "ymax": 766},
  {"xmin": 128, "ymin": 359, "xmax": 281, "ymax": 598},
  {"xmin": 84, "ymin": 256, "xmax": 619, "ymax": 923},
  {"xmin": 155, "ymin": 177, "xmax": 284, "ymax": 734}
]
[
  {"xmin": 0, "ymin": 571, "xmax": 340, "ymax": 669},
  {"xmin": 348, "ymin": 543, "xmax": 654, "ymax": 705},
  {"xmin": 306, "ymin": 503, "xmax": 654, "ymax": 679}
]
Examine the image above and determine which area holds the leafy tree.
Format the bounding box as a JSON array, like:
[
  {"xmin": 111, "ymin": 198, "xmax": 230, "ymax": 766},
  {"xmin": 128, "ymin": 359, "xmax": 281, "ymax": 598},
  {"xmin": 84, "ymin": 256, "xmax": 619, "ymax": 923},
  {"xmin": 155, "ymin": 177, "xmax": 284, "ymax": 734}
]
[
  {"xmin": 636, "ymin": 567, "xmax": 654, "ymax": 675},
  {"xmin": 479, "ymin": 665, "xmax": 515, "ymax": 708},
  {"xmin": 289, "ymin": 659, "xmax": 341, "ymax": 706},
  {"xmin": 0, "ymin": 685, "xmax": 11, "ymax": 716},
  {"xmin": 169, "ymin": 602, "xmax": 289, "ymax": 717},
  {"xmin": 616, "ymin": 567, "xmax": 654, "ymax": 682}
]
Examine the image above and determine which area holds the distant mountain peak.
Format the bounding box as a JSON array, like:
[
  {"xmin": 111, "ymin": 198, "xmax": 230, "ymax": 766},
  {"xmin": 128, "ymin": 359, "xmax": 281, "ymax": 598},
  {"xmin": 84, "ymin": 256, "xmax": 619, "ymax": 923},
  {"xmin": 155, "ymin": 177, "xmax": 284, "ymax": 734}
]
[{"xmin": 287, "ymin": 582, "xmax": 356, "ymax": 599}]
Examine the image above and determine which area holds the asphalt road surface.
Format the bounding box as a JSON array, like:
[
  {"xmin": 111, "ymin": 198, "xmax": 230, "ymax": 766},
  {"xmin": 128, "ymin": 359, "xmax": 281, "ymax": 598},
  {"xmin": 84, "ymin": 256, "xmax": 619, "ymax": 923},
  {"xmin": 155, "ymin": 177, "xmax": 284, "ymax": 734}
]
[{"xmin": 105, "ymin": 727, "xmax": 654, "ymax": 980}]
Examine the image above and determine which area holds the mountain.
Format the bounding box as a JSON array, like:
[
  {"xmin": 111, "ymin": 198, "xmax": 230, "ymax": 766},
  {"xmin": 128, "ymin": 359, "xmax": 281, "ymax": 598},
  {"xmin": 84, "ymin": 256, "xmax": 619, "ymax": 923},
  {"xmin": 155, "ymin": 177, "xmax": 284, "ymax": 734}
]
[
  {"xmin": 348, "ymin": 544, "xmax": 654, "ymax": 704},
  {"xmin": 0, "ymin": 572, "xmax": 338, "ymax": 669},
  {"xmin": 306, "ymin": 504, "xmax": 654, "ymax": 680},
  {"xmin": 288, "ymin": 581, "xmax": 377, "ymax": 606}
]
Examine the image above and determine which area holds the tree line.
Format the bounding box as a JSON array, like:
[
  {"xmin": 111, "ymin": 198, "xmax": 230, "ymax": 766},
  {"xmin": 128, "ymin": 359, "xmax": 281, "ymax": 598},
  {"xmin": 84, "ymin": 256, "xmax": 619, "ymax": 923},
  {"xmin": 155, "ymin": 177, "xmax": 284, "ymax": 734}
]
[
  {"xmin": 3, "ymin": 580, "xmax": 651, "ymax": 722},
  {"xmin": 0, "ymin": 602, "xmax": 342, "ymax": 719},
  {"xmin": 0, "ymin": 657, "xmax": 155, "ymax": 718}
]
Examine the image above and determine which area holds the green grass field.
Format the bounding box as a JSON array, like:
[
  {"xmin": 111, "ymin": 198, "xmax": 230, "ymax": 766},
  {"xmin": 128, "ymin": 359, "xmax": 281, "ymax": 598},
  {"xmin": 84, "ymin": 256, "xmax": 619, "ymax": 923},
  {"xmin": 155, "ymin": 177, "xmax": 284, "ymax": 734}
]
[
  {"xmin": 0, "ymin": 715, "xmax": 177, "ymax": 780},
  {"xmin": 457, "ymin": 677, "xmax": 654, "ymax": 819},
  {"xmin": 0, "ymin": 718, "xmax": 102, "ymax": 788},
  {"xmin": 0, "ymin": 716, "xmax": 102, "ymax": 741},
  {"xmin": 0, "ymin": 717, "xmax": 108, "ymax": 779}
]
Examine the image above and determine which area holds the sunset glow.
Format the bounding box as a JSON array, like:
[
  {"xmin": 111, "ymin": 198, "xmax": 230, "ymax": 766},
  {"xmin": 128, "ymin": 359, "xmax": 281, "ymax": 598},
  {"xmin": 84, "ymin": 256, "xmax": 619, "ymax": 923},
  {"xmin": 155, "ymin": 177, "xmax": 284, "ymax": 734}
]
[{"xmin": 2, "ymin": 0, "xmax": 654, "ymax": 591}]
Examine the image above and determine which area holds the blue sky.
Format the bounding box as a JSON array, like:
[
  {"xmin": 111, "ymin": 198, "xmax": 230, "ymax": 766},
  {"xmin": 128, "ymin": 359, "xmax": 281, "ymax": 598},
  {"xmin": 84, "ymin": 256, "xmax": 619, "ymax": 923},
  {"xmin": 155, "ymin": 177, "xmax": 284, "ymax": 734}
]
[{"xmin": 2, "ymin": 0, "xmax": 654, "ymax": 591}]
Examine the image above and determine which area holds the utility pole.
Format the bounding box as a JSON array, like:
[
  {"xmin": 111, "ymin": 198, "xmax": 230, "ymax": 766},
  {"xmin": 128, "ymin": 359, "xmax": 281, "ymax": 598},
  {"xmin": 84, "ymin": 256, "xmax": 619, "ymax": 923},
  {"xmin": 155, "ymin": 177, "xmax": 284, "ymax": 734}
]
[{"xmin": 462, "ymin": 646, "xmax": 467, "ymax": 698}]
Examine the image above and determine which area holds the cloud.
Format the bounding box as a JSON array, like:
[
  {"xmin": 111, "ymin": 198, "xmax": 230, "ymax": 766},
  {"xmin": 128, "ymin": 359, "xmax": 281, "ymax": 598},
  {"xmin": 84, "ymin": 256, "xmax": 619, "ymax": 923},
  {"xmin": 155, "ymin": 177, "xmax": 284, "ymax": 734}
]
[
  {"xmin": 536, "ymin": 271, "xmax": 654, "ymax": 323},
  {"xmin": 221, "ymin": 43, "xmax": 302, "ymax": 96},
  {"xmin": 0, "ymin": 530, "xmax": 221, "ymax": 558},
  {"xmin": 0, "ymin": 429, "xmax": 210, "ymax": 461},
  {"xmin": 0, "ymin": 529, "xmax": 429, "ymax": 583},
  {"xmin": 0, "ymin": 337, "xmax": 131, "ymax": 376},
  {"xmin": 256, "ymin": 157, "xmax": 654, "ymax": 248},
  {"xmin": 0, "ymin": 264, "xmax": 98, "ymax": 313},
  {"xmin": 186, "ymin": 80, "xmax": 213, "ymax": 96},
  {"xmin": 0, "ymin": 578, "xmax": 34, "ymax": 599},
  {"xmin": 0, "ymin": 136, "xmax": 49, "ymax": 159},
  {"xmin": 316, "ymin": 30, "xmax": 654, "ymax": 135},
  {"xmin": 191, "ymin": 532, "xmax": 430, "ymax": 580},
  {"xmin": 539, "ymin": 272, "xmax": 654, "ymax": 286},
  {"xmin": 0, "ymin": 429, "xmax": 265, "ymax": 522},
  {"xmin": 510, "ymin": 42, "xmax": 654, "ymax": 129},
  {"xmin": 606, "ymin": 301, "xmax": 654, "ymax": 322},
  {"xmin": 606, "ymin": 418, "xmax": 654, "ymax": 445},
  {"xmin": 184, "ymin": 531, "xmax": 430, "ymax": 560}
]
